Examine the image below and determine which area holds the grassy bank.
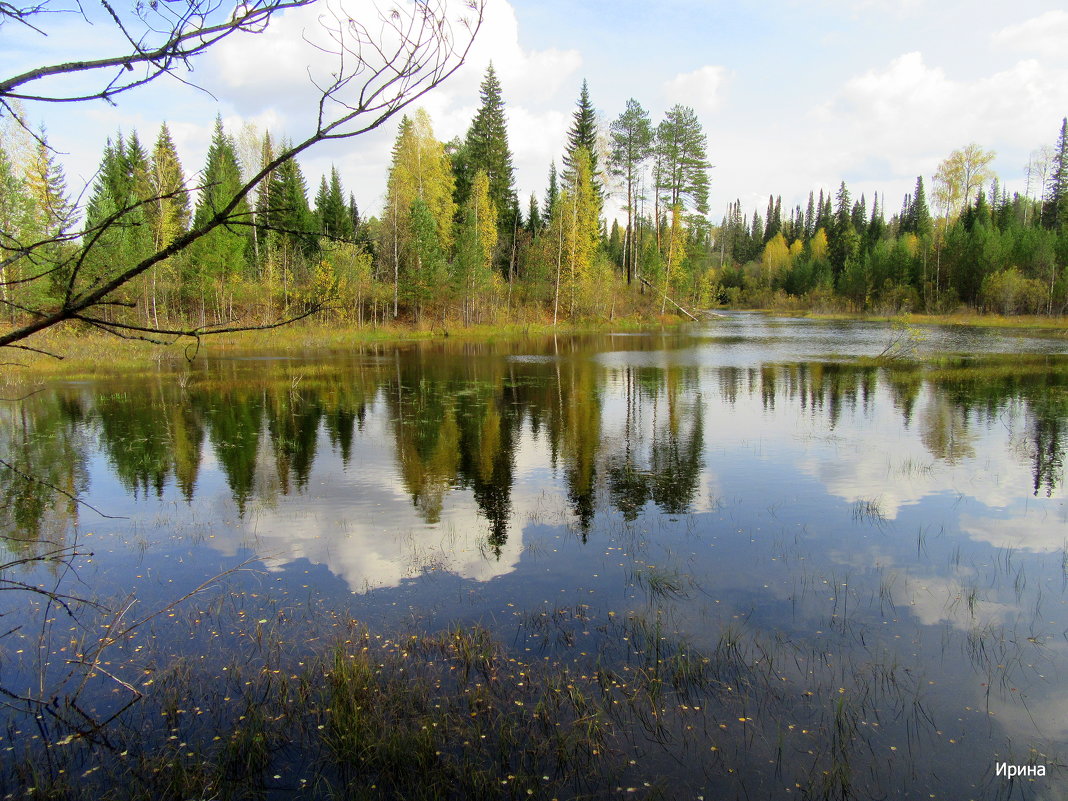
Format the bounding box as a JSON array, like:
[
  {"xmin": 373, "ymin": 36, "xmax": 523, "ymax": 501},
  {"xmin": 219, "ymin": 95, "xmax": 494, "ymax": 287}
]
[
  {"xmin": 2, "ymin": 314, "xmax": 678, "ymax": 379},
  {"xmin": 790, "ymin": 309, "xmax": 1068, "ymax": 331}
]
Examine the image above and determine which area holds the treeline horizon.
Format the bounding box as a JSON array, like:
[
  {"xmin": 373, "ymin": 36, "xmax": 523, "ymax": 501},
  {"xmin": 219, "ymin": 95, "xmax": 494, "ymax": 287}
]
[{"xmin": 1, "ymin": 70, "xmax": 1066, "ymax": 331}]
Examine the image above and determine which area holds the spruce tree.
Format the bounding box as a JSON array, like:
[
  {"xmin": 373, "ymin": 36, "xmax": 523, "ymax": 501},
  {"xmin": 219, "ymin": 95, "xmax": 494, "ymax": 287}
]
[
  {"xmin": 315, "ymin": 166, "xmax": 353, "ymax": 242},
  {"xmin": 563, "ymin": 80, "xmax": 601, "ymax": 203},
  {"xmin": 544, "ymin": 161, "xmax": 559, "ymax": 217},
  {"xmin": 1043, "ymin": 117, "xmax": 1068, "ymax": 230},
  {"xmin": 149, "ymin": 122, "xmax": 191, "ymax": 250},
  {"xmin": 267, "ymin": 145, "xmax": 317, "ymax": 261},
  {"xmin": 191, "ymin": 117, "xmax": 251, "ymax": 296},
  {"xmin": 458, "ymin": 63, "xmax": 517, "ymax": 229},
  {"xmin": 82, "ymin": 130, "xmax": 151, "ymax": 295},
  {"xmin": 909, "ymin": 176, "xmax": 932, "ymax": 238},
  {"xmin": 526, "ymin": 192, "xmax": 542, "ymax": 235}
]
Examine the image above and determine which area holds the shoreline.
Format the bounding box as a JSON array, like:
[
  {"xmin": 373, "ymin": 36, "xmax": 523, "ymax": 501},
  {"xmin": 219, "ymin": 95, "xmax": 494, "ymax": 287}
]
[{"xmin": 3, "ymin": 309, "xmax": 1065, "ymax": 379}]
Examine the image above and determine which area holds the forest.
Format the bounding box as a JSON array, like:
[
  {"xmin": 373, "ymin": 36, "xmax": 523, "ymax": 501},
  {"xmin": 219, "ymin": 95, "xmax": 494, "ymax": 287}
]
[{"xmin": 2, "ymin": 64, "xmax": 1067, "ymax": 333}]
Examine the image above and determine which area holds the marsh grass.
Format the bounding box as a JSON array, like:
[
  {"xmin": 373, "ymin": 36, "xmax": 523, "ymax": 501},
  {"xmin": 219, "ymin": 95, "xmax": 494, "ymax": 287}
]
[
  {"xmin": 1, "ymin": 583, "xmax": 961, "ymax": 801},
  {"xmin": 6, "ymin": 317, "xmax": 675, "ymax": 380}
]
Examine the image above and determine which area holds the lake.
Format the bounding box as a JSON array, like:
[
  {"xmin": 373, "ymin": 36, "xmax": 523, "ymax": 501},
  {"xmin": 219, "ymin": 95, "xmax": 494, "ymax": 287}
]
[{"xmin": 2, "ymin": 313, "xmax": 1066, "ymax": 799}]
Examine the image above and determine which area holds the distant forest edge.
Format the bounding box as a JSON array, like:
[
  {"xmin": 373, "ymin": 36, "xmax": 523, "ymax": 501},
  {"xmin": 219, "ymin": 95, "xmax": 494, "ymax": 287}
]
[{"xmin": 2, "ymin": 66, "xmax": 1067, "ymax": 333}]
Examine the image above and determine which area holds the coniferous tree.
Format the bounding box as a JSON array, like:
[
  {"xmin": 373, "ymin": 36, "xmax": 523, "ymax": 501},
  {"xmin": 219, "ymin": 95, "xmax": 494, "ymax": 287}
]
[
  {"xmin": 191, "ymin": 117, "xmax": 250, "ymax": 318},
  {"xmin": 457, "ymin": 63, "xmax": 518, "ymax": 231},
  {"xmin": 654, "ymin": 105, "xmax": 710, "ymax": 221},
  {"xmin": 0, "ymin": 139, "xmax": 36, "ymax": 320},
  {"xmin": 383, "ymin": 110, "xmax": 456, "ymax": 317},
  {"xmin": 82, "ymin": 131, "xmax": 152, "ymax": 304},
  {"xmin": 148, "ymin": 123, "xmax": 191, "ymax": 250},
  {"xmin": 143, "ymin": 123, "xmax": 190, "ymax": 324},
  {"xmin": 829, "ymin": 181, "xmax": 859, "ymax": 280},
  {"xmin": 563, "ymin": 80, "xmax": 601, "ymax": 205},
  {"xmin": 902, "ymin": 176, "xmax": 932, "ymax": 238},
  {"xmin": 544, "ymin": 161, "xmax": 559, "ymax": 220},
  {"xmin": 1043, "ymin": 117, "xmax": 1068, "ymax": 230},
  {"xmin": 526, "ymin": 192, "xmax": 542, "ymax": 235},
  {"xmin": 609, "ymin": 98, "xmax": 654, "ymax": 283},
  {"xmin": 316, "ymin": 166, "xmax": 353, "ymax": 242},
  {"xmin": 268, "ymin": 144, "xmax": 317, "ymax": 261},
  {"xmin": 25, "ymin": 129, "xmax": 74, "ymax": 244}
]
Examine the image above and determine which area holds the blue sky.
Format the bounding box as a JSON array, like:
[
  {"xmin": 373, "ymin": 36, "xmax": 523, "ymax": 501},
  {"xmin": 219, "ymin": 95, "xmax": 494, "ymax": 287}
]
[{"xmin": 4, "ymin": 0, "xmax": 1068, "ymax": 224}]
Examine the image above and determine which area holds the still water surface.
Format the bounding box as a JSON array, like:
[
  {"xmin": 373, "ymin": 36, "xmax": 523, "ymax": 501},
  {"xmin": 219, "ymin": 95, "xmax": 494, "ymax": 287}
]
[{"xmin": 2, "ymin": 313, "xmax": 1067, "ymax": 797}]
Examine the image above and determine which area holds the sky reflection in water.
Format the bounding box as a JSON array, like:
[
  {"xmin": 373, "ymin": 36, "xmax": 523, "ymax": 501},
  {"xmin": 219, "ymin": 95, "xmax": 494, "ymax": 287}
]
[{"xmin": 2, "ymin": 314, "xmax": 1066, "ymax": 796}]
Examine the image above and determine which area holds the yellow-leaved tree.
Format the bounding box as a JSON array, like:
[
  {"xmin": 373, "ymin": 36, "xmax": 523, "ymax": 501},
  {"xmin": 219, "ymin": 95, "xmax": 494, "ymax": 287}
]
[
  {"xmin": 453, "ymin": 169, "xmax": 498, "ymax": 324},
  {"xmin": 383, "ymin": 109, "xmax": 456, "ymax": 319},
  {"xmin": 557, "ymin": 147, "xmax": 600, "ymax": 320}
]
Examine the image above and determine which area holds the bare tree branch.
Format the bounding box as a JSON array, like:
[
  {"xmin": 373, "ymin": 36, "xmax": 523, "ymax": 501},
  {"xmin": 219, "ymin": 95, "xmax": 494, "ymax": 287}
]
[{"xmin": 1, "ymin": 0, "xmax": 486, "ymax": 352}]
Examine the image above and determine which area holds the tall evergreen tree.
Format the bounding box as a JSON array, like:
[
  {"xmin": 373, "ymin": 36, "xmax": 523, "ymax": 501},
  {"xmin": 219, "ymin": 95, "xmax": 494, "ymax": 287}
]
[
  {"xmin": 901, "ymin": 175, "xmax": 932, "ymax": 238},
  {"xmin": 25, "ymin": 128, "xmax": 74, "ymax": 243},
  {"xmin": 829, "ymin": 181, "xmax": 859, "ymax": 279},
  {"xmin": 563, "ymin": 80, "xmax": 601, "ymax": 204},
  {"xmin": 148, "ymin": 122, "xmax": 191, "ymax": 251},
  {"xmin": 457, "ymin": 63, "xmax": 518, "ymax": 230},
  {"xmin": 82, "ymin": 130, "xmax": 152, "ymax": 299},
  {"xmin": 526, "ymin": 192, "xmax": 542, "ymax": 235},
  {"xmin": 316, "ymin": 166, "xmax": 354, "ymax": 242},
  {"xmin": 267, "ymin": 143, "xmax": 317, "ymax": 260},
  {"xmin": 544, "ymin": 161, "xmax": 559, "ymax": 219},
  {"xmin": 654, "ymin": 105, "xmax": 710, "ymax": 220},
  {"xmin": 191, "ymin": 117, "xmax": 251, "ymax": 310},
  {"xmin": 608, "ymin": 98, "xmax": 654, "ymax": 283},
  {"xmin": 383, "ymin": 110, "xmax": 456, "ymax": 317},
  {"xmin": 1043, "ymin": 117, "xmax": 1068, "ymax": 230}
]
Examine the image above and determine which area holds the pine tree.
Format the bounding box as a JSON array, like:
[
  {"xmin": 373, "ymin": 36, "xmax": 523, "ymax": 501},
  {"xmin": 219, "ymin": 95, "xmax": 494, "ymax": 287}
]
[
  {"xmin": 608, "ymin": 98, "xmax": 654, "ymax": 282},
  {"xmin": 654, "ymin": 105, "xmax": 710, "ymax": 219}
]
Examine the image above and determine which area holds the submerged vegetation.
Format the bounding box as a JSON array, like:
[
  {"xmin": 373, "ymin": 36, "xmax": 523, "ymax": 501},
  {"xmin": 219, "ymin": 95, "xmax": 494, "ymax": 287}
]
[{"xmin": 2, "ymin": 322, "xmax": 1066, "ymax": 798}]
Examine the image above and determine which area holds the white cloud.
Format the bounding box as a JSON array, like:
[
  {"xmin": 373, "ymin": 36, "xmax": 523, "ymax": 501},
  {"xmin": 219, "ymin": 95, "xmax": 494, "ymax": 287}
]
[
  {"xmin": 663, "ymin": 66, "xmax": 730, "ymax": 113},
  {"xmin": 992, "ymin": 10, "xmax": 1068, "ymax": 60},
  {"xmin": 200, "ymin": 0, "xmax": 581, "ymax": 213},
  {"xmin": 784, "ymin": 49, "xmax": 1068, "ymax": 207},
  {"xmin": 960, "ymin": 504, "xmax": 1068, "ymax": 553}
]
